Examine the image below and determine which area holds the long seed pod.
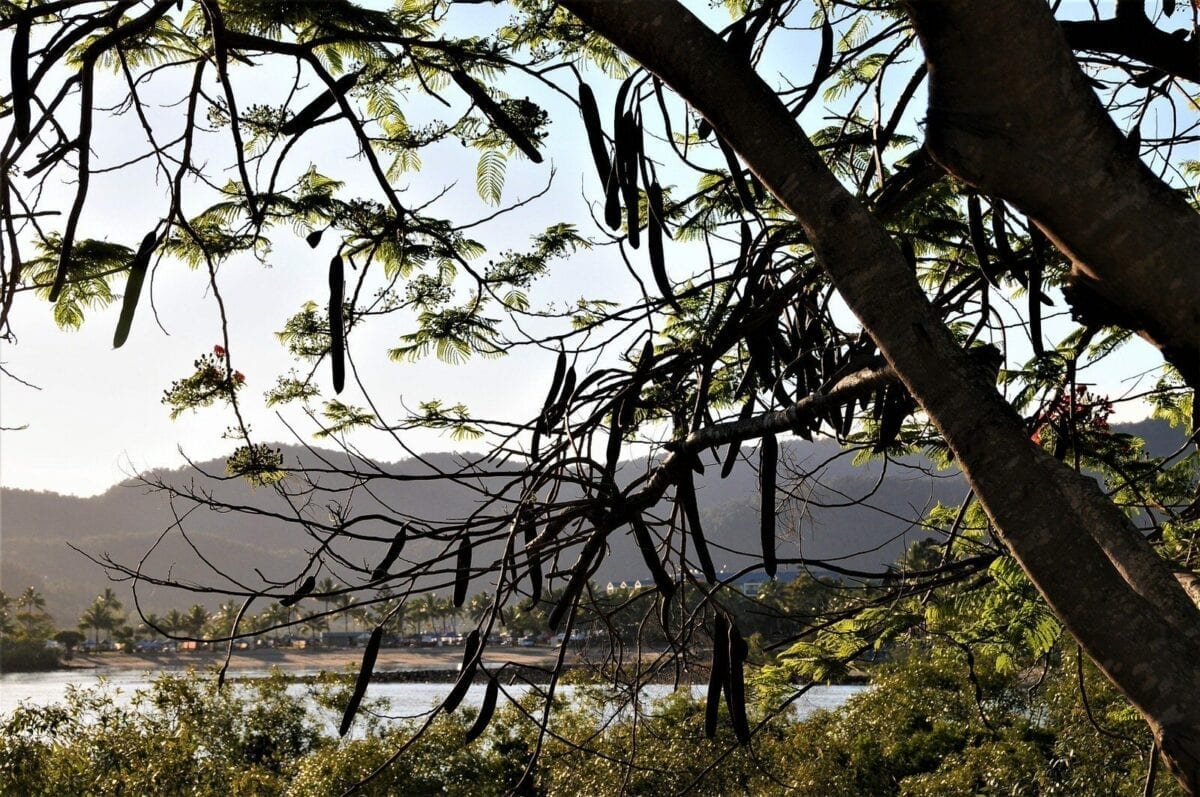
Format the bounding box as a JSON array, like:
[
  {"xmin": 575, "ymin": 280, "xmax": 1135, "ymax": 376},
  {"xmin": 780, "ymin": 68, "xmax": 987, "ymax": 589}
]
[
  {"xmin": 678, "ymin": 469, "xmax": 717, "ymax": 583},
  {"xmin": 646, "ymin": 181, "xmax": 682, "ymax": 312},
  {"xmin": 11, "ymin": 15, "xmax": 30, "ymax": 143},
  {"xmin": 792, "ymin": 14, "xmax": 833, "ymax": 117},
  {"xmin": 967, "ymin": 193, "xmax": 998, "ymax": 287},
  {"xmin": 371, "ymin": 524, "xmax": 408, "ymax": 581},
  {"xmin": 725, "ymin": 621, "xmax": 752, "ymax": 744},
  {"xmin": 721, "ymin": 400, "xmax": 756, "ymax": 478},
  {"xmin": 619, "ymin": 339, "xmax": 655, "ymax": 428},
  {"xmin": 465, "ymin": 675, "xmax": 499, "ymax": 742},
  {"xmin": 339, "ymin": 626, "xmax": 383, "ymax": 736},
  {"xmin": 544, "ymin": 366, "xmax": 576, "ymax": 429},
  {"xmin": 604, "ymin": 160, "xmax": 623, "ymax": 230},
  {"xmin": 578, "ymin": 83, "xmax": 611, "ymax": 191},
  {"xmin": 1029, "ymin": 225, "xmax": 1046, "ymax": 357},
  {"xmin": 443, "ymin": 630, "xmax": 481, "ymax": 713},
  {"xmin": 329, "ymin": 255, "xmax": 345, "ymax": 394},
  {"xmin": 113, "ymin": 230, "xmax": 159, "ymax": 348},
  {"xmin": 280, "ymin": 71, "xmax": 360, "ymax": 136},
  {"xmin": 453, "ymin": 536, "xmax": 472, "ymax": 608},
  {"xmin": 449, "ymin": 69, "xmax": 543, "ymax": 163},
  {"xmin": 280, "ymin": 574, "xmax": 316, "ymax": 607},
  {"xmin": 705, "ymin": 614, "xmax": 730, "ymax": 738},
  {"xmin": 716, "ymin": 136, "xmax": 754, "ymax": 212},
  {"xmin": 517, "ymin": 505, "xmax": 543, "ymax": 603},
  {"xmin": 604, "ymin": 405, "xmax": 624, "ymax": 480},
  {"xmin": 760, "ymin": 434, "xmax": 778, "ymax": 579},
  {"xmin": 629, "ymin": 515, "xmax": 675, "ymax": 600},
  {"xmin": 618, "ymin": 111, "xmax": 642, "ymax": 249},
  {"xmin": 537, "ymin": 350, "xmax": 567, "ymax": 432},
  {"xmin": 548, "ymin": 530, "xmax": 605, "ymax": 631},
  {"xmin": 989, "ymin": 198, "xmax": 1019, "ymax": 276}
]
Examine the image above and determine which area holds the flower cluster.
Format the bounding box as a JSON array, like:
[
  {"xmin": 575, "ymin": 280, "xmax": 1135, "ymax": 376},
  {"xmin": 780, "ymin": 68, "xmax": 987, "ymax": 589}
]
[
  {"xmin": 1031, "ymin": 385, "xmax": 1114, "ymax": 445},
  {"xmin": 161, "ymin": 347, "xmax": 246, "ymax": 419}
]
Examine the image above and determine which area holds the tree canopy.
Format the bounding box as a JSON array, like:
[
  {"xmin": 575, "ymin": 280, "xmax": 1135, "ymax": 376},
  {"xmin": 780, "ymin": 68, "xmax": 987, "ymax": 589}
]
[{"xmin": 2, "ymin": 0, "xmax": 1199, "ymax": 792}]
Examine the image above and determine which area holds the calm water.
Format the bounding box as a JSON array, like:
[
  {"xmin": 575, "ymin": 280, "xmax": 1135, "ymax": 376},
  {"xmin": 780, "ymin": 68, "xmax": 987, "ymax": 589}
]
[{"xmin": 1, "ymin": 668, "xmax": 863, "ymax": 721}]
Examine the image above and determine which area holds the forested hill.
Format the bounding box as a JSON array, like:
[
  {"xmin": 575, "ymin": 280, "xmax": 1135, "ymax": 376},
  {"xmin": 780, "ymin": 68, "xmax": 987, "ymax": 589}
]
[{"xmin": 1, "ymin": 419, "xmax": 1184, "ymax": 624}]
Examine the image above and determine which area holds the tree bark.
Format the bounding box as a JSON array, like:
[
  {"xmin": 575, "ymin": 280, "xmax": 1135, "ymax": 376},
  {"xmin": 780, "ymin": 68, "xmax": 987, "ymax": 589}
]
[
  {"xmin": 558, "ymin": 1, "xmax": 1200, "ymax": 791},
  {"xmin": 906, "ymin": 0, "xmax": 1200, "ymax": 386}
]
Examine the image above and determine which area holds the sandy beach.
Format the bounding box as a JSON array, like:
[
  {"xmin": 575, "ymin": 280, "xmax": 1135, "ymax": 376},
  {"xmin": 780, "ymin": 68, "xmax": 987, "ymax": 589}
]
[{"xmin": 63, "ymin": 645, "xmax": 564, "ymax": 676}]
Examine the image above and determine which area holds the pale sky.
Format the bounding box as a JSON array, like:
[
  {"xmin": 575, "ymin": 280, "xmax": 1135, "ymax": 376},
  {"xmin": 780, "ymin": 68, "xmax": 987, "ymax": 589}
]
[{"xmin": 0, "ymin": 2, "xmax": 1167, "ymax": 497}]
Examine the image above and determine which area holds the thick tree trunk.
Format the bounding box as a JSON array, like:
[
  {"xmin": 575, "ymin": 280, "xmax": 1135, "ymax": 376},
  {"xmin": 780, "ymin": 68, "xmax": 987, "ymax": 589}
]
[
  {"xmin": 906, "ymin": 0, "xmax": 1200, "ymax": 386},
  {"xmin": 559, "ymin": 1, "xmax": 1200, "ymax": 791}
]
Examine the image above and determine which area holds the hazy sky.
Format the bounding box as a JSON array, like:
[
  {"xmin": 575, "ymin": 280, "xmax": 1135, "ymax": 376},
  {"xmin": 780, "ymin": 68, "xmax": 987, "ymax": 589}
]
[{"xmin": 0, "ymin": 3, "xmax": 1166, "ymax": 497}]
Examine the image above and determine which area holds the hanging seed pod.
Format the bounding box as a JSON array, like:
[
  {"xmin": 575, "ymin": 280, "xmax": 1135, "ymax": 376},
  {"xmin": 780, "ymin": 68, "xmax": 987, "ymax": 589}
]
[
  {"xmin": 280, "ymin": 574, "xmax": 316, "ymax": 607},
  {"xmin": 305, "ymin": 228, "xmax": 324, "ymax": 249},
  {"xmin": 716, "ymin": 136, "xmax": 754, "ymax": 212},
  {"xmin": 604, "ymin": 405, "xmax": 623, "ymax": 481},
  {"xmin": 339, "ymin": 626, "xmax": 383, "ymax": 736},
  {"xmin": 548, "ymin": 530, "xmax": 604, "ymax": 631},
  {"xmin": 280, "ymin": 71, "xmax": 360, "ymax": 136},
  {"xmin": 449, "ymin": 69, "xmax": 543, "ymax": 163},
  {"xmin": 578, "ymin": 83, "xmax": 611, "ymax": 191},
  {"xmin": 371, "ymin": 524, "xmax": 409, "ymax": 581},
  {"xmin": 604, "ymin": 162, "xmax": 623, "ymax": 230},
  {"xmin": 647, "ymin": 181, "xmax": 681, "ymax": 312},
  {"xmin": 328, "ymin": 255, "xmax": 345, "ymax": 393},
  {"xmin": 11, "ymin": 16, "xmax": 30, "ymax": 143},
  {"xmin": 443, "ymin": 630, "xmax": 481, "ymax": 713},
  {"xmin": 793, "ymin": 14, "xmax": 833, "ymax": 117},
  {"xmin": 989, "ymin": 198, "xmax": 1019, "ymax": 276},
  {"xmin": 619, "ymin": 339, "xmax": 655, "ymax": 428},
  {"xmin": 465, "ymin": 675, "xmax": 499, "ymax": 742},
  {"xmin": 725, "ymin": 621, "xmax": 752, "ymax": 744},
  {"xmin": 629, "ymin": 515, "xmax": 675, "ymax": 600},
  {"xmin": 113, "ymin": 230, "xmax": 159, "ymax": 348},
  {"xmin": 721, "ymin": 400, "xmax": 756, "ymax": 478},
  {"xmin": 544, "ymin": 365, "xmax": 576, "ymax": 430},
  {"xmin": 517, "ymin": 505, "xmax": 543, "ymax": 603},
  {"xmin": 618, "ymin": 111, "xmax": 642, "ymax": 249},
  {"xmin": 760, "ymin": 434, "xmax": 778, "ymax": 579},
  {"xmin": 967, "ymin": 194, "xmax": 999, "ymax": 287},
  {"xmin": 678, "ymin": 469, "xmax": 717, "ymax": 583},
  {"xmin": 453, "ymin": 536, "xmax": 473, "ymax": 608},
  {"xmin": 537, "ymin": 350, "xmax": 567, "ymax": 432},
  {"xmin": 705, "ymin": 614, "xmax": 730, "ymax": 738}
]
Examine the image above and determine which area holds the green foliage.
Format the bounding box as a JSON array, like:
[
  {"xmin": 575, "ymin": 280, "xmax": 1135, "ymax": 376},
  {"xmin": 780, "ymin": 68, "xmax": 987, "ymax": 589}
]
[
  {"xmin": 225, "ymin": 444, "xmax": 287, "ymax": 485},
  {"xmin": 0, "ymin": 648, "xmax": 1184, "ymax": 796},
  {"xmin": 161, "ymin": 349, "xmax": 246, "ymax": 419},
  {"xmin": 28, "ymin": 236, "xmax": 131, "ymax": 329}
]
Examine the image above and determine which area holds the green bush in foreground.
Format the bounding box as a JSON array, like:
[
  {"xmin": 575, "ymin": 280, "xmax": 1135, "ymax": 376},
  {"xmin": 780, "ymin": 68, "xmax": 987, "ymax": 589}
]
[{"xmin": 0, "ymin": 650, "xmax": 1179, "ymax": 796}]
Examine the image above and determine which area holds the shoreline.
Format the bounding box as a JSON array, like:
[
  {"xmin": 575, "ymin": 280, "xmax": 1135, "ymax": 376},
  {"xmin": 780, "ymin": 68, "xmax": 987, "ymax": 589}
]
[{"xmin": 6, "ymin": 645, "xmax": 564, "ymax": 677}]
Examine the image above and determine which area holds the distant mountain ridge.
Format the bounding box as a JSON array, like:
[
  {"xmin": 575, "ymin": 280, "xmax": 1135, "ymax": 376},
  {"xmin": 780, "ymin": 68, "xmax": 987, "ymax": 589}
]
[{"xmin": 1, "ymin": 419, "xmax": 1184, "ymax": 625}]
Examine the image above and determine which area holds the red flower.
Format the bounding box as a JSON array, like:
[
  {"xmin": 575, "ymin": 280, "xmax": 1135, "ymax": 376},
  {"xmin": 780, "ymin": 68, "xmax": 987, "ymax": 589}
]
[
  {"xmin": 213, "ymin": 344, "xmax": 226, "ymax": 357},
  {"xmin": 233, "ymin": 371, "xmax": 245, "ymax": 384}
]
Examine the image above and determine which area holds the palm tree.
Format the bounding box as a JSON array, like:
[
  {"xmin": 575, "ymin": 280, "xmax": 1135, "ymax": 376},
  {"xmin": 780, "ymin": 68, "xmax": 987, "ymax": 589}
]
[
  {"xmin": 15, "ymin": 586, "xmax": 51, "ymax": 639},
  {"xmin": 300, "ymin": 611, "xmax": 329, "ymax": 640},
  {"xmin": 316, "ymin": 577, "xmax": 339, "ymax": 612},
  {"xmin": 0, "ymin": 591, "xmax": 15, "ymax": 638},
  {"xmin": 333, "ymin": 593, "xmax": 356, "ymax": 632},
  {"xmin": 466, "ymin": 593, "xmax": 494, "ymax": 626},
  {"xmin": 138, "ymin": 612, "xmax": 164, "ymax": 640},
  {"xmin": 78, "ymin": 600, "xmax": 113, "ymax": 645},
  {"xmin": 259, "ymin": 602, "xmax": 291, "ymax": 642},
  {"xmin": 163, "ymin": 608, "xmax": 187, "ymax": 636},
  {"xmin": 184, "ymin": 604, "xmax": 210, "ymax": 638},
  {"xmin": 99, "ymin": 588, "xmax": 124, "ymax": 626}
]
